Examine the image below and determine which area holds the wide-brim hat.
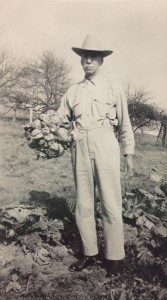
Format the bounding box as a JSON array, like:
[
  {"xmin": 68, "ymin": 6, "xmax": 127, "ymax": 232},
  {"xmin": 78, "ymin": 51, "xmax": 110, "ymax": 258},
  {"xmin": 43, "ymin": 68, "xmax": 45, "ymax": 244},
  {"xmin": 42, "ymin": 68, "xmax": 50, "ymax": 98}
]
[{"xmin": 72, "ymin": 34, "xmax": 113, "ymax": 57}]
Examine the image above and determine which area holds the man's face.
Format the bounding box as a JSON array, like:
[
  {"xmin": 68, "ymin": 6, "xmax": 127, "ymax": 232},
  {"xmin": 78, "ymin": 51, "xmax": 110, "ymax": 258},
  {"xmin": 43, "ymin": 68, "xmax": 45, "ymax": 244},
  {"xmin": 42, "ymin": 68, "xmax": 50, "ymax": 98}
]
[{"xmin": 81, "ymin": 51, "xmax": 103, "ymax": 78}]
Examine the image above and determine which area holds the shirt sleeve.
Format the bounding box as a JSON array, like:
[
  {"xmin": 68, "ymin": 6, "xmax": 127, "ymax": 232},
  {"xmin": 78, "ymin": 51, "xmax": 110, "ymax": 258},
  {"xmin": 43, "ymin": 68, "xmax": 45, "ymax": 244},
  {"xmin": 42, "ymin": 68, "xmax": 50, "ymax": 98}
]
[
  {"xmin": 116, "ymin": 85, "xmax": 135, "ymax": 155},
  {"xmin": 55, "ymin": 87, "xmax": 74, "ymax": 127}
]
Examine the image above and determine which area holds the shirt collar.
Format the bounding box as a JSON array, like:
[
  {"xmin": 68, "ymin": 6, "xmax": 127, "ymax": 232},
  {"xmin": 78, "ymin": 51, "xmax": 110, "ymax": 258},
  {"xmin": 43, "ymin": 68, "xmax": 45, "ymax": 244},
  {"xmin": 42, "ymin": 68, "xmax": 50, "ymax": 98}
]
[{"xmin": 82, "ymin": 71, "xmax": 103, "ymax": 87}]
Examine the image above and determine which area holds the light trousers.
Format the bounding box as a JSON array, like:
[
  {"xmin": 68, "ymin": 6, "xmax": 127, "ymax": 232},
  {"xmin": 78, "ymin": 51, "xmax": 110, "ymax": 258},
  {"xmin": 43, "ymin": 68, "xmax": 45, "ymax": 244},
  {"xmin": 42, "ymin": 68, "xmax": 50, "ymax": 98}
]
[{"xmin": 72, "ymin": 127, "xmax": 125, "ymax": 260}]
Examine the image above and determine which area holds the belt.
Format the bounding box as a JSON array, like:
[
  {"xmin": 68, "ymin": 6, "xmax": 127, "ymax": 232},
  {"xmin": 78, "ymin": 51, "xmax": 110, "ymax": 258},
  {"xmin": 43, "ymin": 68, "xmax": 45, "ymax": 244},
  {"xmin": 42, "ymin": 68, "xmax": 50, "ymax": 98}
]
[
  {"xmin": 77, "ymin": 126, "xmax": 114, "ymax": 132},
  {"xmin": 71, "ymin": 126, "xmax": 115, "ymax": 141}
]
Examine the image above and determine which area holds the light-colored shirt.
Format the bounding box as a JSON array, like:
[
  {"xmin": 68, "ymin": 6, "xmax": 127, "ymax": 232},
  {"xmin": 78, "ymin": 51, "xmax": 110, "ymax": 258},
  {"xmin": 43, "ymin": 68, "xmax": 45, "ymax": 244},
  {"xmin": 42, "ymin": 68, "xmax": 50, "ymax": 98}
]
[{"xmin": 57, "ymin": 73, "xmax": 135, "ymax": 155}]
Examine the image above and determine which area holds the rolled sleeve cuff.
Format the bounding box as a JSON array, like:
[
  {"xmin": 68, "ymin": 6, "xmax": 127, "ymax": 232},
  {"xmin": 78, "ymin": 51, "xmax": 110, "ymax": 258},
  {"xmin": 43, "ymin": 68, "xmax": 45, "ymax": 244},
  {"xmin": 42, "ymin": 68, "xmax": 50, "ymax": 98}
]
[{"xmin": 124, "ymin": 146, "xmax": 135, "ymax": 156}]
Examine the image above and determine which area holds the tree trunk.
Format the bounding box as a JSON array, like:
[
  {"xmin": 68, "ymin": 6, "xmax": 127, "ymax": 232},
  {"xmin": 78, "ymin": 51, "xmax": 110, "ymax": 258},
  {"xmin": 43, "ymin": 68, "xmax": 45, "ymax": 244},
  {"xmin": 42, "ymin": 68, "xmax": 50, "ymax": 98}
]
[
  {"xmin": 156, "ymin": 123, "xmax": 163, "ymax": 145},
  {"xmin": 23, "ymin": 109, "xmax": 27, "ymax": 124},
  {"xmin": 29, "ymin": 107, "xmax": 33, "ymax": 123},
  {"xmin": 13, "ymin": 109, "xmax": 16, "ymax": 123},
  {"xmin": 162, "ymin": 122, "xmax": 167, "ymax": 147}
]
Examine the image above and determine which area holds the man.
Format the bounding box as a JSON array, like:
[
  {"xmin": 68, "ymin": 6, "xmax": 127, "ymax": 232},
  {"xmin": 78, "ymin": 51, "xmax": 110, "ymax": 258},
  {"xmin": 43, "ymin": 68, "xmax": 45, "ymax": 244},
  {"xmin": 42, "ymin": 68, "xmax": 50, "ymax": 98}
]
[{"xmin": 57, "ymin": 34, "xmax": 134, "ymax": 277}]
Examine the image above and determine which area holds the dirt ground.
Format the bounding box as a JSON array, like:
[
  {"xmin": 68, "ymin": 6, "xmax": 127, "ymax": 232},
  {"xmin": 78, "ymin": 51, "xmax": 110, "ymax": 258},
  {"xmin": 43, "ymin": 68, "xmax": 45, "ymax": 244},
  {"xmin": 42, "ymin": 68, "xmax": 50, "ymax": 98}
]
[
  {"xmin": 0, "ymin": 212, "xmax": 166, "ymax": 300},
  {"xmin": 0, "ymin": 120, "xmax": 167, "ymax": 299}
]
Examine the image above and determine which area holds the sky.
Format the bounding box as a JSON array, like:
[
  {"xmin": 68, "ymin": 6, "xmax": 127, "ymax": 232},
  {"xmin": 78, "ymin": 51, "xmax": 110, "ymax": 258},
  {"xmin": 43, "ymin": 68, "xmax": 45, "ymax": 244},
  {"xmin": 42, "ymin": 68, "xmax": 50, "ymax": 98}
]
[{"xmin": 0, "ymin": 0, "xmax": 167, "ymax": 109}]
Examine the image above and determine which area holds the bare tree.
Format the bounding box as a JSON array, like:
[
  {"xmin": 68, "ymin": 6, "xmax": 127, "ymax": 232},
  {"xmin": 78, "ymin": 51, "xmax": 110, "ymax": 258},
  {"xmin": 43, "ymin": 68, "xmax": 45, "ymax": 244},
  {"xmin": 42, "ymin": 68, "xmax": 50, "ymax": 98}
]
[
  {"xmin": 0, "ymin": 50, "xmax": 71, "ymax": 122},
  {"xmin": 157, "ymin": 111, "xmax": 167, "ymax": 147},
  {"xmin": 23, "ymin": 51, "xmax": 71, "ymax": 113},
  {"xmin": 0, "ymin": 50, "xmax": 28, "ymax": 122},
  {"xmin": 0, "ymin": 51, "xmax": 15, "ymax": 98},
  {"xmin": 126, "ymin": 85, "xmax": 158, "ymax": 132}
]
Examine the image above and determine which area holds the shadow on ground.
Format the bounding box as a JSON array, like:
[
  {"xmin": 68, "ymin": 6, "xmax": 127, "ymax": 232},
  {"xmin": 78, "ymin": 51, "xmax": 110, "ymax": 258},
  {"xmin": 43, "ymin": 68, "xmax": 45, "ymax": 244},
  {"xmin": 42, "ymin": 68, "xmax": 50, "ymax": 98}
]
[
  {"xmin": 21, "ymin": 190, "xmax": 82, "ymax": 256},
  {"xmin": 24, "ymin": 190, "xmax": 74, "ymax": 220}
]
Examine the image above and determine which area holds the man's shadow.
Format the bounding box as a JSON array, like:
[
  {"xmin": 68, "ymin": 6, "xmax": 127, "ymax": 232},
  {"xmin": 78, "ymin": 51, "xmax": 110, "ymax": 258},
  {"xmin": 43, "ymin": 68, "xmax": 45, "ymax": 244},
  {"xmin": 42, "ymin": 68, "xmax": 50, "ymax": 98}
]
[{"xmin": 22, "ymin": 190, "xmax": 82, "ymax": 256}]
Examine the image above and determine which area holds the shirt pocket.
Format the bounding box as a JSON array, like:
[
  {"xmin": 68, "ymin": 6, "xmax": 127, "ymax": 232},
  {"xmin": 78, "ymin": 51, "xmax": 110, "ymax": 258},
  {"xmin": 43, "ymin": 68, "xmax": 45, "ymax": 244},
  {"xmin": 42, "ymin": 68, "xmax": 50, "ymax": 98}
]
[{"xmin": 93, "ymin": 98, "xmax": 112, "ymax": 119}]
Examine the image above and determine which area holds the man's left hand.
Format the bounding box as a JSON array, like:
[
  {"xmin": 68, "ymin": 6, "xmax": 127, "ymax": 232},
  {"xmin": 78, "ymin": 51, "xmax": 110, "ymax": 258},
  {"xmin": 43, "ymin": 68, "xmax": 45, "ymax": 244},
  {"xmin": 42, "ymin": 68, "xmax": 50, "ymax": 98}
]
[{"xmin": 125, "ymin": 154, "xmax": 134, "ymax": 180}]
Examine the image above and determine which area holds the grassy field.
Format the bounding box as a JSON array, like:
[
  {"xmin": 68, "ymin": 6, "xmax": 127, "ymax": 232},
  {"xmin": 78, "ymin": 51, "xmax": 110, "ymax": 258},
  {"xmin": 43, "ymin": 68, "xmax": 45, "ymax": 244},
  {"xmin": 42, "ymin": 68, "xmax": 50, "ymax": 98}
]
[
  {"xmin": 0, "ymin": 120, "xmax": 76, "ymax": 214},
  {"xmin": 0, "ymin": 119, "xmax": 166, "ymax": 209}
]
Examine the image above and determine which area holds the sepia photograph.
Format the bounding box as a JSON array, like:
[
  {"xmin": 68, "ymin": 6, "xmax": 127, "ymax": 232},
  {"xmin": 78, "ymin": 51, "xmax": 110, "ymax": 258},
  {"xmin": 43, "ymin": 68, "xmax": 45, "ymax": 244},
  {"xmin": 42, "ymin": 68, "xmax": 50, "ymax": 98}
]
[{"xmin": 0, "ymin": 0, "xmax": 167, "ymax": 299}]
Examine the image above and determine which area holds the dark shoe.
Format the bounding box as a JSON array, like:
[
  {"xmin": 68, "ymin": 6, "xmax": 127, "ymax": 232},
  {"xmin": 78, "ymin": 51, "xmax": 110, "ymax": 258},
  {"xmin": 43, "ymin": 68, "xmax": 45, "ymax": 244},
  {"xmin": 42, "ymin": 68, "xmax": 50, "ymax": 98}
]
[
  {"xmin": 68, "ymin": 255, "xmax": 96, "ymax": 272},
  {"xmin": 106, "ymin": 260, "xmax": 124, "ymax": 278}
]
